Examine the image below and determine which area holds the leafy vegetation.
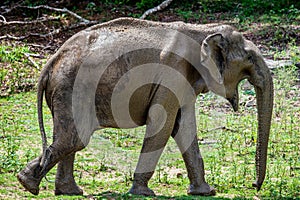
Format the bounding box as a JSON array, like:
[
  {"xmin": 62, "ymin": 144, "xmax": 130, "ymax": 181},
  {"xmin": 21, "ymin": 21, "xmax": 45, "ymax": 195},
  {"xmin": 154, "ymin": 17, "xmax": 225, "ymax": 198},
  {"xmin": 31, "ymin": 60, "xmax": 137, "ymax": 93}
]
[
  {"xmin": 0, "ymin": 44, "xmax": 40, "ymax": 96},
  {"xmin": 174, "ymin": 1, "xmax": 300, "ymax": 28}
]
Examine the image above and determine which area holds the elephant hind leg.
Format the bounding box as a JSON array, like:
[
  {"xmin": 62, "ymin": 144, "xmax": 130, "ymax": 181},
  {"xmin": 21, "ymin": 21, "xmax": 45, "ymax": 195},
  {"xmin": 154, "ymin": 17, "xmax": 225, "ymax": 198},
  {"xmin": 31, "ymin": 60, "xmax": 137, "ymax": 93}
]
[
  {"xmin": 17, "ymin": 156, "xmax": 43, "ymax": 195},
  {"xmin": 18, "ymin": 111, "xmax": 90, "ymax": 195},
  {"xmin": 55, "ymin": 153, "xmax": 83, "ymax": 195},
  {"xmin": 17, "ymin": 147, "xmax": 82, "ymax": 196}
]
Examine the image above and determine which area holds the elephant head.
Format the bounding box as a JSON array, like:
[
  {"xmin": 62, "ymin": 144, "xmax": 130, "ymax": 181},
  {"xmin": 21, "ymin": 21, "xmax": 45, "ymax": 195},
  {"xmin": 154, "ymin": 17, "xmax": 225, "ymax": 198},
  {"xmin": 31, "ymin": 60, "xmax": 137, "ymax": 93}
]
[{"xmin": 200, "ymin": 31, "xmax": 274, "ymax": 190}]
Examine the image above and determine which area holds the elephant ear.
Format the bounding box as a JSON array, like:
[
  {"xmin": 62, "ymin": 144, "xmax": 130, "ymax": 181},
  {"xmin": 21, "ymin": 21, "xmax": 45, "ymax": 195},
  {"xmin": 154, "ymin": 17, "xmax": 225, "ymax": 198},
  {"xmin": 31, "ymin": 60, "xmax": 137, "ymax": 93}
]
[{"xmin": 200, "ymin": 33, "xmax": 227, "ymax": 97}]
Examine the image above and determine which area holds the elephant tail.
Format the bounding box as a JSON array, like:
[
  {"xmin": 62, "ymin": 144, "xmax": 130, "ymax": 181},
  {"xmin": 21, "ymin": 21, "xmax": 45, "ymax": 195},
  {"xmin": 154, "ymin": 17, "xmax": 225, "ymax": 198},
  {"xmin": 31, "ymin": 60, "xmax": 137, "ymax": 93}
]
[
  {"xmin": 37, "ymin": 54, "xmax": 57, "ymax": 167},
  {"xmin": 37, "ymin": 66, "xmax": 49, "ymax": 161}
]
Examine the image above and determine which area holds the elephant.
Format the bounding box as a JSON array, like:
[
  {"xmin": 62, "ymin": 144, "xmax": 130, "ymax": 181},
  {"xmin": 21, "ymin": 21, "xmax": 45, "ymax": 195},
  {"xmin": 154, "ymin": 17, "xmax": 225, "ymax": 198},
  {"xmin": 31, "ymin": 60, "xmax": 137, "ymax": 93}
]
[{"xmin": 17, "ymin": 17, "xmax": 273, "ymax": 196}]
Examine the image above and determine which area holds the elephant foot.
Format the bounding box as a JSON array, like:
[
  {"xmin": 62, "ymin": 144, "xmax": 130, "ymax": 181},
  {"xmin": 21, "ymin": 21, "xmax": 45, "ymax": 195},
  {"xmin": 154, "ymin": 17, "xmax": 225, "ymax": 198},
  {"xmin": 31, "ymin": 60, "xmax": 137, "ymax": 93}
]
[
  {"xmin": 55, "ymin": 180, "xmax": 83, "ymax": 195},
  {"xmin": 187, "ymin": 182, "xmax": 216, "ymax": 196},
  {"xmin": 17, "ymin": 158, "xmax": 43, "ymax": 195},
  {"xmin": 17, "ymin": 172, "xmax": 40, "ymax": 195},
  {"xmin": 129, "ymin": 185, "xmax": 155, "ymax": 196}
]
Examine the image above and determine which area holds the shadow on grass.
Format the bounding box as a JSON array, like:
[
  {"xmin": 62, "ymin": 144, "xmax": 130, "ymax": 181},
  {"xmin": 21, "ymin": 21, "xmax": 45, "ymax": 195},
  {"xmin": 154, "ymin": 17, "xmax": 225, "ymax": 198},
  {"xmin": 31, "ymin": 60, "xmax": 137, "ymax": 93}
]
[{"xmin": 86, "ymin": 191, "xmax": 239, "ymax": 200}]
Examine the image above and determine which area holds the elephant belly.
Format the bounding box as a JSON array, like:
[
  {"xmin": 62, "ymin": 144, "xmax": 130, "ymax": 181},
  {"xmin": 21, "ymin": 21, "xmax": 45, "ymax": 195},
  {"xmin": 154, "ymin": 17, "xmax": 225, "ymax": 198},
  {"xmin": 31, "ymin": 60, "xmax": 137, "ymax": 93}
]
[
  {"xmin": 93, "ymin": 53, "xmax": 155, "ymax": 129},
  {"xmin": 95, "ymin": 84, "xmax": 154, "ymax": 129}
]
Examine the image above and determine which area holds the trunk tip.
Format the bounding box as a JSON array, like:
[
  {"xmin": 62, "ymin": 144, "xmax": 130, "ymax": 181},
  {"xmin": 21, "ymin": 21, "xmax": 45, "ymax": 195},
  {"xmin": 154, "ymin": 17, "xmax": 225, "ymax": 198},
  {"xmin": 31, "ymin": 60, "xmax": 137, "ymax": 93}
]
[
  {"xmin": 252, "ymin": 181, "xmax": 262, "ymax": 191},
  {"xmin": 226, "ymin": 97, "xmax": 239, "ymax": 112}
]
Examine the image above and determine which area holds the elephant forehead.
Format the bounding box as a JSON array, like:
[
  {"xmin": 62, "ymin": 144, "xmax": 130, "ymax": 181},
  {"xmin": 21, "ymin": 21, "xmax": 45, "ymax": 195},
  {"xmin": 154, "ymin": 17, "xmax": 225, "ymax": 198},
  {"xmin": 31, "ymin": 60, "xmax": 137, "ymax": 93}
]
[{"xmin": 227, "ymin": 42, "xmax": 248, "ymax": 60}]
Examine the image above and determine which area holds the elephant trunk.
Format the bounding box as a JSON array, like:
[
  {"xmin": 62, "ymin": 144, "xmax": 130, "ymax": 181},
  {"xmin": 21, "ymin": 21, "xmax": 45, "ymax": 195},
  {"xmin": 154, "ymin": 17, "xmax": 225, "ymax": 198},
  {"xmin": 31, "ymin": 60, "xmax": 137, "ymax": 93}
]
[
  {"xmin": 249, "ymin": 57, "xmax": 274, "ymax": 191},
  {"xmin": 227, "ymin": 88, "xmax": 239, "ymax": 112}
]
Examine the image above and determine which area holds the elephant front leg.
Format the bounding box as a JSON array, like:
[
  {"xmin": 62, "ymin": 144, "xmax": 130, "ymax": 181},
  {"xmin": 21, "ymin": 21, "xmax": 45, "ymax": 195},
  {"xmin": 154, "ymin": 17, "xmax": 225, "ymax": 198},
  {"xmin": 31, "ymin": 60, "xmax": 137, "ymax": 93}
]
[
  {"xmin": 181, "ymin": 137, "xmax": 216, "ymax": 196},
  {"xmin": 171, "ymin": 106, "xmax": 216, "ymax": 196},
  {"xmin": 129, "ymin": 103, "xmax": 177, "ymax": 196},
  {"xmin": 55, "ymin": 153, "xmax": 83, "ymax": 195},
  {"xmin": 129, "ymin": 136, "xmax": 168, "ymax": 196}
]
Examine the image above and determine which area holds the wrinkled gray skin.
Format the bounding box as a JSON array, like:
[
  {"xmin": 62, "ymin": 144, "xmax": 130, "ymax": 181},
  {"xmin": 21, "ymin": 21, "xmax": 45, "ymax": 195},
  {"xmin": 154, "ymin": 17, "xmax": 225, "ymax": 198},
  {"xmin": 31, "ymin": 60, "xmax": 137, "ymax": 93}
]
[{"xmin": 17, "ymin": 17, "xmax": 273, "ymax": 196}]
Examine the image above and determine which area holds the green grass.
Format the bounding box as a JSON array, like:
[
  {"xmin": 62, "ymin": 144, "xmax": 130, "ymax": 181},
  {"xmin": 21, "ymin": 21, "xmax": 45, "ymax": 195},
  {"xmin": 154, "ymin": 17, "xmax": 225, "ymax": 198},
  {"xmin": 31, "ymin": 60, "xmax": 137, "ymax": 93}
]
[
  {"xmin": 0, "ymin": 44, "xmax": 42, "ymax": 96},
  {"xmin": 0, "ymin": 44, "xmax": 299, "ymax": 199}
]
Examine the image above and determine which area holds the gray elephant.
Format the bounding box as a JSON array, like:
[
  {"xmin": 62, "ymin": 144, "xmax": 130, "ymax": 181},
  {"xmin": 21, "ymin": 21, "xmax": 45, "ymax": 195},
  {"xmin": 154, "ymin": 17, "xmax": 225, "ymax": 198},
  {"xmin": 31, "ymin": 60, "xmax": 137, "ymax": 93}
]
[{"xmin": 17, "ymin": 17, "xmax": 273, "ymax": 196}]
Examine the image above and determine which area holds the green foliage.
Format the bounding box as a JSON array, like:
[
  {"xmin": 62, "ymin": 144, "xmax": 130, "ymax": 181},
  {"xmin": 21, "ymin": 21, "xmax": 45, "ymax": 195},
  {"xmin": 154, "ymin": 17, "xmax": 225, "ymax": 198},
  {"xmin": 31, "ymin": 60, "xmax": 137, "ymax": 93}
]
[
  {"xmin": 0, "ymin": 93, "xmax": 41, "ymax": 174},
  {"xmin": 0, "ymin": 45, "xmax": 30, "ymax": 63},
  {"xmin": 238, "ymin": 0, "xmax": 300, "ymax": 16},
  {"xmin": 175, "ymin": 0, "xmax": 300, "ymax": 23},
  {"xmin": 175, "ymin": 10, "xmax": 201, "ymax": 22},
  {"xmin": 193, "ymin": 0, "xmax": 300, "ymax": 16},
  {"xmin": 22, "ymin": 0, "xmax": 48, "ymax": 6},
  {"xmin": 0, "ymin": 44, "xmax": 39, "ymax": 96},
  {"xmin": 136, "ymin": 0, "xmax": 163, "ymax": 10},
  {"xmin": 103, "ymin": 0, "xmax": 132, "ymax": 5},
  {"xmin": 197, "ymin": 0, "xmax": 237, "ymax": 13},
  {"xmin": 102, "ymin": 0, "xmax": 163, "ymax": 10},
  {"xmin": 0, "ymin": 135, "xmax": 21, "ymax": 173}
]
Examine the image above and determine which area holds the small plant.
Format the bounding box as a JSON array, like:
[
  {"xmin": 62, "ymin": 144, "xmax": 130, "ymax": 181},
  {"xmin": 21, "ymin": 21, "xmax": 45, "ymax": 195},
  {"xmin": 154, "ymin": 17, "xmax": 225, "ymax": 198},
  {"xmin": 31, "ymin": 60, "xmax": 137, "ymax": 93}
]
[
  {"xmin": 175, "ymin": 10, "xmax": 194, "ymax": 21},
  {"xmin": 86, "ymin": 2, "xmax": 97, "ymax": 15},
  {"xmin": 0, "ymin": 44, "xmax": 40, "ymax": 96},
  {"xmin": 23, "ymin": 0, "xmax": 47, "ymax": 6},
  {"xmin": 0, "ymin": 111, "xmax": 22, "ymax": 173},
  {"xmin": 0, "ymin": 135, "xmax": 22, "ymax": 173},
  {"xmin": 136, "ymin": 0, "xmax": 164, "ymax": 10}
]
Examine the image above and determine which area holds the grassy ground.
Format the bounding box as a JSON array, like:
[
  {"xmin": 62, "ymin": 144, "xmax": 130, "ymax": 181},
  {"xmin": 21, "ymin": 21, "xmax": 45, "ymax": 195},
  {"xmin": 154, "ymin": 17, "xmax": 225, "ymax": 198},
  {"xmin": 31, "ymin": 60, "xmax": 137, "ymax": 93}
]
[
  {"xmin": 0, "ymin": 50, "xmax": 299, "ymax": 199},
  {"xmin": 0, "ymin": 0, "xmax": 300, "ymax": 199}
]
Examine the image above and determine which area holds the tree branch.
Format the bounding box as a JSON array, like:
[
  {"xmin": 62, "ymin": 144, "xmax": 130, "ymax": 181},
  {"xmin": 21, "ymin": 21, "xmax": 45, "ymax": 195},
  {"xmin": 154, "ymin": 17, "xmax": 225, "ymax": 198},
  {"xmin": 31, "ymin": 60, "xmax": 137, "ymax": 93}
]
[
  {"xmin": 0, "ymin": 4, "xmax": 99, "ymax": 42},
  {"xmin": 19, "ymin": 5, "xmax": 94, "ymax": 24},
  {"xmin": 0, "ymin": 16, "xmax": 60, "ymax": 26},
  {"xmin": 24, "ymin": 52, "xmax": 40, "ymax": 69},
  {"xmin": 0, "ymin": 30, "xmax": 60, "ymax": 40},
  {"xmin": 140, "ymin": 0, "xmax": 174, "ymax": 19},
  {"xmin": 0, "ymin": 20, "xmax": 96, "ymax": 42},
  {"xmin": 0, "ymin": 15, "xmax": 7, "ymax": 22}
]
